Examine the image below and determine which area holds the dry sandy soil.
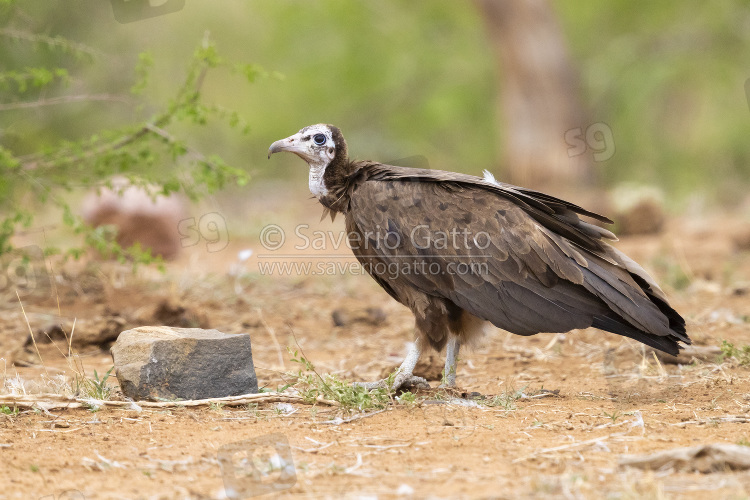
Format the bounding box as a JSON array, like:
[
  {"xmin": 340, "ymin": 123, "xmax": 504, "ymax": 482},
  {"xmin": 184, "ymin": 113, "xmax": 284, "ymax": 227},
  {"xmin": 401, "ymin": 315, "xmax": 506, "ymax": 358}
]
[{"xmin": 1, "ymin": 191, "xmax": 750, "ymax": 499}]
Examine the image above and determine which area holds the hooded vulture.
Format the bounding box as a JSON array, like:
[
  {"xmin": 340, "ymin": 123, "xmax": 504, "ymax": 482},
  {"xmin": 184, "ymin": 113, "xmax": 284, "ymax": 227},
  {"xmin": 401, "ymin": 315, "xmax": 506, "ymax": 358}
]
[{"xmin": 269, "ymin": 124, "xmax": 690, "ymax": 390}]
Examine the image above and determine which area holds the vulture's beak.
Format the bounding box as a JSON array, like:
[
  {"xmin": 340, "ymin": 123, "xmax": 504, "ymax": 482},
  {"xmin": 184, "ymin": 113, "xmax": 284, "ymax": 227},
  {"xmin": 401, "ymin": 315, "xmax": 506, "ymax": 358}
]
[{"xmin": 267, "ymin": 132, "xmax": 310, "ymax": 161}]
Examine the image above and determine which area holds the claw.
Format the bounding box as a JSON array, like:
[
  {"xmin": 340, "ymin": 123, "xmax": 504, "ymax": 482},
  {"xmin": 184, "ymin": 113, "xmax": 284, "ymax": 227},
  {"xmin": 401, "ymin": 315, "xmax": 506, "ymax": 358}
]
[
  {"xmin": 354, "ymin": 373, "xmax": 431, "ymax": 392},
  {"xmin": 352, "ymin": 380, "xmax": 387, "ymax": 391},
  {"xmin": 393, "ymin": 372, "xmax": 430, "ymax": 391}
]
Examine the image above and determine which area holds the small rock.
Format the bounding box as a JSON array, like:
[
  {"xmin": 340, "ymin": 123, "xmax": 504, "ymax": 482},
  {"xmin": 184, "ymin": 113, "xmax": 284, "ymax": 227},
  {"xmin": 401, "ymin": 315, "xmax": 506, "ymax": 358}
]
[
  {"xmin": 81, "ymin": 176, "xmax": 187, "ymax": 260},
  {"xmin": 27, "ymin": 323, "xmax": 68, "ymax": 345},
  {"xmin": 75, "ymin": 316, "xmax": 128, "ymax": 348},
  {"xmin": 687, "ymin": 279, "xmax": 722, "ymax": 295},
  {"xmin": 708, "ymin": 308, "xmax": 745, "ymax": 325},
  {"xmin": 21, "ymin": 315, "xmax": 128, "ymax": 353},
  {"xmin": 332, "ymin": 307, "xmax": 386, "ymax": 327},
  {"xmin": 331, "ymin": 309, "xmax": 349, "ymax": 327},
  {"xmin": 619, "ymin": 443, "xmax": 750, "ymax": 472},
  {"xmin": 144, "ymin": 298, "xmax": 209, "ymax": 329},
  {"xmin": 240, "ymin": 310, "xmax": 263, "ymax": 328},
  {"xmin": 610, "ymin": 184, "xmax": 665, "ymax": 236},
  {"xmin": 111, "ymin": 326, "xmax": 257, "ymax": 401},
  {"xmin": 653, "ymin": 345, "xmax": 722, "ymax": 365},
  {"xmin": 733, "ymin": 227, "xmax": 750, "ymax": 251}
]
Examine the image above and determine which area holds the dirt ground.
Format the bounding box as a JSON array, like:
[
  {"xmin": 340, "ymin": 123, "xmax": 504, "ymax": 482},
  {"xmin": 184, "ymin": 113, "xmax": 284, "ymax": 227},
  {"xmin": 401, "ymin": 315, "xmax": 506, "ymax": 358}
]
[{"xmin": 2, "ymin": 190, "xmax": 750, "ymax": 499}]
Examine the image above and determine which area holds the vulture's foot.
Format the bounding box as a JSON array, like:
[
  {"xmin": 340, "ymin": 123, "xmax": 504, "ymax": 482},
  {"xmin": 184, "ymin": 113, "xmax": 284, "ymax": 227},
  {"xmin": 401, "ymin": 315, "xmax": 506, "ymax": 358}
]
[
  {"xmin": 354, "ymin": 372, "xmax": 430, "ymax": 392},
  {"xmin": 393, "ymin": 372, "xmax": 431, "ymax": 391},
  {"xmin": 352, "ymin": 380, "xmax": 385, "ymax": 391}
]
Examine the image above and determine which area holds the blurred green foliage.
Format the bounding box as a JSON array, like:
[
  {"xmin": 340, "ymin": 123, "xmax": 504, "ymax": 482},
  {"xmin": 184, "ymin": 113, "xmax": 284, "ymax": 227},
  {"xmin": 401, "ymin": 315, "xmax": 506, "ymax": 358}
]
[
  {"xmin": 0, "ymin": 1, "xmax": 253, "ymax": 257},
  {"xmin": 555, "ymin": 1, "xmax": 750, "ymax": 204},
  {"xmin": 1, "ymin": 0, "xmax": 749, "ymax": 242}
]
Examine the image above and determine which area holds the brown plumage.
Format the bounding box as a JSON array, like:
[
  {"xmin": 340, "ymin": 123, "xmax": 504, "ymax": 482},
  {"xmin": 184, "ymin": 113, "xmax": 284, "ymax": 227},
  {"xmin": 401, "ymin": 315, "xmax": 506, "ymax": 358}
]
[{"xmin": 269, "ymin": 124, "xmax": 689, "ymax": 390}]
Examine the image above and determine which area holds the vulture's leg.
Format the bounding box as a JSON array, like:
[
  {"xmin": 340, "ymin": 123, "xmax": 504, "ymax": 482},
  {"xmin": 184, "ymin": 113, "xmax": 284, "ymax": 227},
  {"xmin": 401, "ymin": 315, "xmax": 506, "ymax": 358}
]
[
  {"xmin": 391, "ymin": 342, "xmax": 430, "ymax": 390},
  {"xmin": 440, "ymin": 337, "xmax": 460, "ymax": 387},
  {"xmin": 355, "ymin": 343, "xmax": 430, "ymax": 391},
  {"xmin": 355, "ymin": 295, "xmax": 454, "ymax": 392}
]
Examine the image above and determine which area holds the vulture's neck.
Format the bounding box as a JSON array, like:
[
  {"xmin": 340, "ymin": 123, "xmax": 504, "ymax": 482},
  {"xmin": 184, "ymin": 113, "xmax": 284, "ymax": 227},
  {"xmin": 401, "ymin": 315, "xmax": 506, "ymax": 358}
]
[{"xmin": 315, "ymin": 151, "xmax": 357, "ymax": 214}]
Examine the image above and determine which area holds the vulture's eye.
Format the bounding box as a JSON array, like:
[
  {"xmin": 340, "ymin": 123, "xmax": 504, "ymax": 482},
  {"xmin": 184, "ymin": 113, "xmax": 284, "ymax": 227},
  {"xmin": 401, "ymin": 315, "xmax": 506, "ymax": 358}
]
[{"xmin": 313, "ymin": 134, "xmax": 326, "ymax": 145}]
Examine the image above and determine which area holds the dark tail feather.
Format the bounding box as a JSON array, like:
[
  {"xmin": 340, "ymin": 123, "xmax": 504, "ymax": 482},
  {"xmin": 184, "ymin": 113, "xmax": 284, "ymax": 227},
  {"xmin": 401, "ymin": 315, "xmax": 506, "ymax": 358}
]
[
  {"xmin": 592, "ymin": 315, "xmax": 682, "ymax": 356},
  {"xmin": 646, "ymin": 293, "xmax": 689, "ymax": 343},
  {"xmin": 627, "ymin": 272, "xmax": 690, "ymax": 344}
]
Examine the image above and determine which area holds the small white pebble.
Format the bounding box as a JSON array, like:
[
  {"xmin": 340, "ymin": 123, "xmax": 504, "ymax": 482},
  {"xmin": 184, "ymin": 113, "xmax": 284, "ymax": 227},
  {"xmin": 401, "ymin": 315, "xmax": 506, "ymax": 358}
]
[
  {"xmin": 448, "ymin": 398, "xmax": 480, "ymax": 407},
  {"xmin": 396, "ymin": 484, "xmax": 414, "ymax": 496},
  {"xmin": 237, "ymin": 249, "xmax": 253, "ymax": 262},
  {"xmin": 275, "ymin": 403, "xmax": 295, "ymax": 414}
]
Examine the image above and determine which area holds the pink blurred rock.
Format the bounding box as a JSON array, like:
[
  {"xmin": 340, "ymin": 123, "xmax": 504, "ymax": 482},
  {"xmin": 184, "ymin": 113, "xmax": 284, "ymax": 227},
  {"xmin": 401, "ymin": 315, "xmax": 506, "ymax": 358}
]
[{"xmin": 81, "ymin": 177, "xmax": 187, "ymax": 260}]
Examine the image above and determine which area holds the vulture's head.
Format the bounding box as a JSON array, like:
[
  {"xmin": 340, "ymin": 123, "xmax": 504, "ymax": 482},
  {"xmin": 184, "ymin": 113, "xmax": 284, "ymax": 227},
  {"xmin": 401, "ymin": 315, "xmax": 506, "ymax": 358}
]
[{"xmin": 268, "ymin": 124, "xmax": 349, "ymax": 198}]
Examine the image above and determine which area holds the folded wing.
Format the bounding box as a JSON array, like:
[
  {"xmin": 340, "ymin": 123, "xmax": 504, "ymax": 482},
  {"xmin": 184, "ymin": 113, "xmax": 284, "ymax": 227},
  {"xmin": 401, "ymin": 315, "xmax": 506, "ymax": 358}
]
[{"xmin": 345, "ymin": 164, "xmax": 689, "ymax": 355}]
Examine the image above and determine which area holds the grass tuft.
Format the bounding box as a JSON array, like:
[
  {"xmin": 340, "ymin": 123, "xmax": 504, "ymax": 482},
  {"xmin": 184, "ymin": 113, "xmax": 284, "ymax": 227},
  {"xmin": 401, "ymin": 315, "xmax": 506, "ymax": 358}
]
[
  {"xmin": 396, "ymin": 391, "xmax": 418, "ymax": 407},
  {"xmin": 482, "ymin": 382, "xmax": 527, "ymax": 411},
  {"xmin": 720, "ymin": 340, "xmax": 750, "ymax": 366},
  {"xmin": 1, "ymin": 404, "xmax": 19, "ymax": 416},
  {"xmin": 604, "ymin": 410, "xmax": 621, "ymax": 423},
  {"xmin": 74, "ymin": 366, "xmax": 115, "ymax": 400},
  {"xmin": 288, "ymin": 347, "xmax": 392, "ymax": 411}
]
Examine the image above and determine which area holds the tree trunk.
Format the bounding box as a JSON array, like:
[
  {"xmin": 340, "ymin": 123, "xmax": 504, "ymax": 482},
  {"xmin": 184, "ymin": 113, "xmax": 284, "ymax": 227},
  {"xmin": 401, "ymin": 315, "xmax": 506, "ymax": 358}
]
[{"xmin": 475, "ymin": 0, "xmax": 599, "ymax": 192}]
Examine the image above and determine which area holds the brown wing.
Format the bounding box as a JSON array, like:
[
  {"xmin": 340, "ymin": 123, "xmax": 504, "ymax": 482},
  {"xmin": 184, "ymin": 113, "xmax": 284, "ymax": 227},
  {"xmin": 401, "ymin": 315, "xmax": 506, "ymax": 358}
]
[
  {"xmin": 345, "ymin": 167, "xmax": 688, "ymax": 355},
  {"xmin": 359, "ymin": 163, "xmax": 617, "ymax": 252}
]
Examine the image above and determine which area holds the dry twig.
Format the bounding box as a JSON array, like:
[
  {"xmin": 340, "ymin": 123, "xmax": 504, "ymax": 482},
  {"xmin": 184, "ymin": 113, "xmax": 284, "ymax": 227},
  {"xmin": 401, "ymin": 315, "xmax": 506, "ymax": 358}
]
[{"xmin": 0, "ymin": 392, "xmax": 337, "ymax": 411}]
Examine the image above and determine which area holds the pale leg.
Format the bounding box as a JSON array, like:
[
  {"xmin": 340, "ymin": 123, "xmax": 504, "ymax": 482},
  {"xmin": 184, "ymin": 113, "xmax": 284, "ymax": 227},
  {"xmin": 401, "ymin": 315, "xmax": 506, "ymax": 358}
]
[
  {"xmin": 441, "ymin": 336, "xmax": 460, "ymax": 387},
  {"xmin": 356, "ymin": 342, "xmax": 430, "ymax": 391}
]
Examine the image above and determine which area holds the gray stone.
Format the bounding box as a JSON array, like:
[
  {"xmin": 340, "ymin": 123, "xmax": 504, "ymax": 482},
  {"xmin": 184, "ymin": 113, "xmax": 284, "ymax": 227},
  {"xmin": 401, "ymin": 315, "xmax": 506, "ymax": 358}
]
[{"xmin": 111, "ymin": 326, "xmax": 258, "ymax": 401}]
